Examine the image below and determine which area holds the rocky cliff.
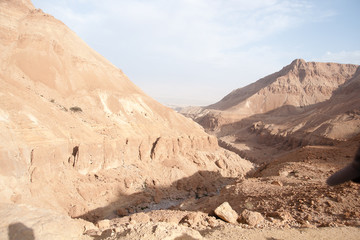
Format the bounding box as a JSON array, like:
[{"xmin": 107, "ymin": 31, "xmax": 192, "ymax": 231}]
[{"xmin": 0, "ymin": 0, "xmax": 253, "ymax": 224}]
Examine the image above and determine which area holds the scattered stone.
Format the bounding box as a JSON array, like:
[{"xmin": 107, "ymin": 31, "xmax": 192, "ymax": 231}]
[
  {"xmin": 278, "ymin": 211, "xmax": 294, "ymax": 221},
  {"xmin": 301, "ymin": 221, "xmax": 316, "ymax": 228},
  {"xmin": 158, "ymin": 214, "xmax": 182, "ymax": 224},
  {"xmin": 244, "ymin": 201, "xmax": 255, "ymax": 210},
  {"xmin": 84, "ymin": 228, "xmax": 101, "ymax": 237},
  {"xmin": 116, "ymin": 207, "xmax": 128, "ymax": 217},
  {"xmin": 214, "ymin": 202, "xmax": 238, "ymax": 224},
  {"xmin": 153, "ymin": 188, "xmax": 163, "ymax": 203},
  {"xmin": 180, "ymin": 212, "xmax": 203, "ymax": 227},
  {"xmin": 130, "ymin": 212, "xmax": 151, "ymax": 224},
  {"xmin": 206, "ymin": 216, "xmax": 219, "ymax": 228},
  {"xmin": 96, "ymin": 219, "xmax": 111, "ymax": 230},
  {"xmin": 279, "ymin": 171, "xmax": 289, "ymax": 177},
  {"xmin": 240, "ymin": 209, "xmax": 264, "ymax": 226},
  {"xmin": 124, "ymin": 178, "xmax": 132, "ymax": 189},
  {"xmin": 215, "ymin": 159, "xmax": 227, "ymax": 169},
  {"xmin": 271, "ymin": 180, "xmax": 283, "ymax": 186},
  {"xmin": 117, "ymin": 222, "xmax": 203, "ymax": 240}
]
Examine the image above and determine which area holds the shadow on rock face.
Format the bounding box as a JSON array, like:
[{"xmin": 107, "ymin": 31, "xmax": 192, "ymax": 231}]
[
  {"xmin": 77, "ymin": 170, "xmax": 236, "ymax": 223},
  {"xmin": 8, "ymin": 222, "xmax": 35, "ymax": 240}
]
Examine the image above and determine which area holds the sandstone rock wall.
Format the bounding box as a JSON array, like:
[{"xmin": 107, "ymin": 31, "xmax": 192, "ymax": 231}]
[{"xmin": 0, "ymin": 0, "xmax": 253, "ymax": 219}]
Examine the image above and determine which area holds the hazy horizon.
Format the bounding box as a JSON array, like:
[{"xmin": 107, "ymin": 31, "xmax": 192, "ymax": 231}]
[{"xmin": 32, "ymin": 0, "xmax": 360, "ymax": 106}]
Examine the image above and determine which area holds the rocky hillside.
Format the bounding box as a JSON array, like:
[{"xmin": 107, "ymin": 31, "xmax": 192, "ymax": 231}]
[
  {"xmin": 1, "ymin": 2, "xmax": 360, "ymax": 239},
  {"xmin": 0, "ymin": 0, "xmax": 253, "ymax": 232},
  {"xmin": 180, "ymin": 59, "xmax": 360, "ymax": 163},
  {"xmin": 208, "ymin": 59, "xmax": 358, "ymax": 114}
]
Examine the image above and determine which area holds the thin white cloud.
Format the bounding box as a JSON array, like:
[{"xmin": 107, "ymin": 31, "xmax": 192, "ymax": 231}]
[
  {"xmin": 39, "ymin": 0, "xmax": 314, "ymax": 60},
  {"xmin": 32, "ymin": 0, "xmax": 355, "ymax": 105}
]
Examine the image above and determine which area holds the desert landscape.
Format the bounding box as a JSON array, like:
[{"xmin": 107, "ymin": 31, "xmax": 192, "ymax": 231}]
[{"xmin": 0, "ymin": 1, "xmax": 359, "ymax": 239}]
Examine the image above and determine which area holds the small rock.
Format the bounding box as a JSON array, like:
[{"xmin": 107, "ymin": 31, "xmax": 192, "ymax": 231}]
[
  {"xmin": 153, "ymin": 188, "xmax": 163, "ymax": 203},
  {"xmin": 124, "ymin": 178, "xmax": 132, "ymax": 188},
  {"xmin": 240, "ymin": 209, "xmax": 264, "ymax": 226},
  {"xmin": 130, "ymin": 212, "xmax": 150, "ymax": 224},
  {"xmin": 301, "ymin": 221, "xmax": 316, "ymax": 228},
  {"xmin": 244, "ymin": 201, "xmax": 254, "ymax": 210},
  {"xmin": 214, "ymin": 202, "xmax": 238, "ymax": 224},
  {"xmin": 180, "ymin": 212, "xmax": 203, "ymax": 227},
  {"xmin": 84, "ymin": 228, "xmax": 101, "ymax": 237},
  {"xmin": 278, "ymin": 211, "xmax": 294, "ymax": 221},
  {"xmin": 305, "ymin": 214, "xmax": 313, "ymax": 221},
  {"xmin": 96, "ymin": 219, "xmax": 111, "ymax": 230},
  {"xmin": 271, "ymin": 180, "xmax": 283, "ymax": 186},
  {"xmin": 215, "ymin": 159, "xmax": 227, "ymax": 169},
  {"xmin": 206, "ymin": 216, "xmax": 219, "ymax": 228},
  {"xmin": 158, "ymin": 214, "xmax": 181, "ymax": 224},
  {"xmin": 279, "ymin": 171, "xmax": 289, "ymax": 177},
  {"xmin": 116, "ymin": 207, "xmax": 128, "ymax": 217}
]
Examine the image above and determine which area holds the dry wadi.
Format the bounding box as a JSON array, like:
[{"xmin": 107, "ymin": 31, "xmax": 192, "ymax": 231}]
[{"xmin": 0, "ymin": 1, "xmax": 359, "ymax": 239}]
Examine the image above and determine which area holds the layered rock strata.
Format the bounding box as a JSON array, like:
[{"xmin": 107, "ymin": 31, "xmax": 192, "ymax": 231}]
[{"xmin": 0, "ymin": 0, "xmax": 253, "ymax": 219}]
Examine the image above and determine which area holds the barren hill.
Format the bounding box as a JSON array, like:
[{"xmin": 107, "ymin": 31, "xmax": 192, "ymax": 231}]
[
  {"xmin": 181, "ymin": 59, "xmax": 360, "ymax": 163},
  {"xmin": 208, "ymin": 59, "xmax": 358, "ymax": 114},
  {"xmin": 0, "ymin": 1, "xmax": 252, "ymax": 237},
  {"xmin": 2, "ymin": 1, "xmax": 360, "ymax": 239}
]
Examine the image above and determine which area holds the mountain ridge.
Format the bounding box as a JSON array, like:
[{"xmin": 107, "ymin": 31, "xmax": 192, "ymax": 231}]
[
  {"xmin": 207, "ymin": 59, "xmax": 359, "ymax": 115},
  {"xmin": 180, "ymin": 59, "xmax": 360, "ymax": 163}
]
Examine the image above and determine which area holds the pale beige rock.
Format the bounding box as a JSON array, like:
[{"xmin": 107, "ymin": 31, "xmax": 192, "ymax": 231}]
[
  {"xmin": 117, "ymin": 222, "xmax": 203, "ymax": 240},
  {"xmin": 0, "ymin": 203, "xmax": 90, "ymax": 240},
  {"xmin": 214, "ymin": 202, "xmax": 238, "ymax": 224},
  {"xmin": 277, "ymin": 211, "xmax": 295, "ymax": 222},
  {"xmin": 215, "ymin": 159, "xmax": 227, "ymax": 169},
  {"xmin": 130, "ymin": 212, "xmax": 151, "ymax": 224},
  {"xmin": 271, "ymin": 180, "xmax": 283, "ymax": 186},
  {"xmin": 96, "ymin": 219, "xmax": 111, "ymax": 230},
  {"xmin": 180, "ymin": 212, "xmax": 203, "ymax": 226},
  {"xmin": 240, "ymin": 209, "xmax": 265, "ymax": 226}
]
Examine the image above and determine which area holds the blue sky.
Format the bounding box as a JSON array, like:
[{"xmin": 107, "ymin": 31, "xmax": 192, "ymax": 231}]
[{"xmin": 32, "ymin": 0, "xmax": 360, "ymax": 106}]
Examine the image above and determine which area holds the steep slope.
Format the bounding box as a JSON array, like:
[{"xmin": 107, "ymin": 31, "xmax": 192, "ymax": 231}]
[
  {"xmin": 242, "ymin": 69, "xmax": 360, "ymax": 156},
  {"xmin": 0, "ymin": 0, "xmax": 253, "ymax": 221}
]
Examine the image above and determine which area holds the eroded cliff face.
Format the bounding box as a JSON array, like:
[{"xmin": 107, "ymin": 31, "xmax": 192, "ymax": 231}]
[{"xmin": 0, "ymin": 0, "xmax": 253, "ymax": 218}]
